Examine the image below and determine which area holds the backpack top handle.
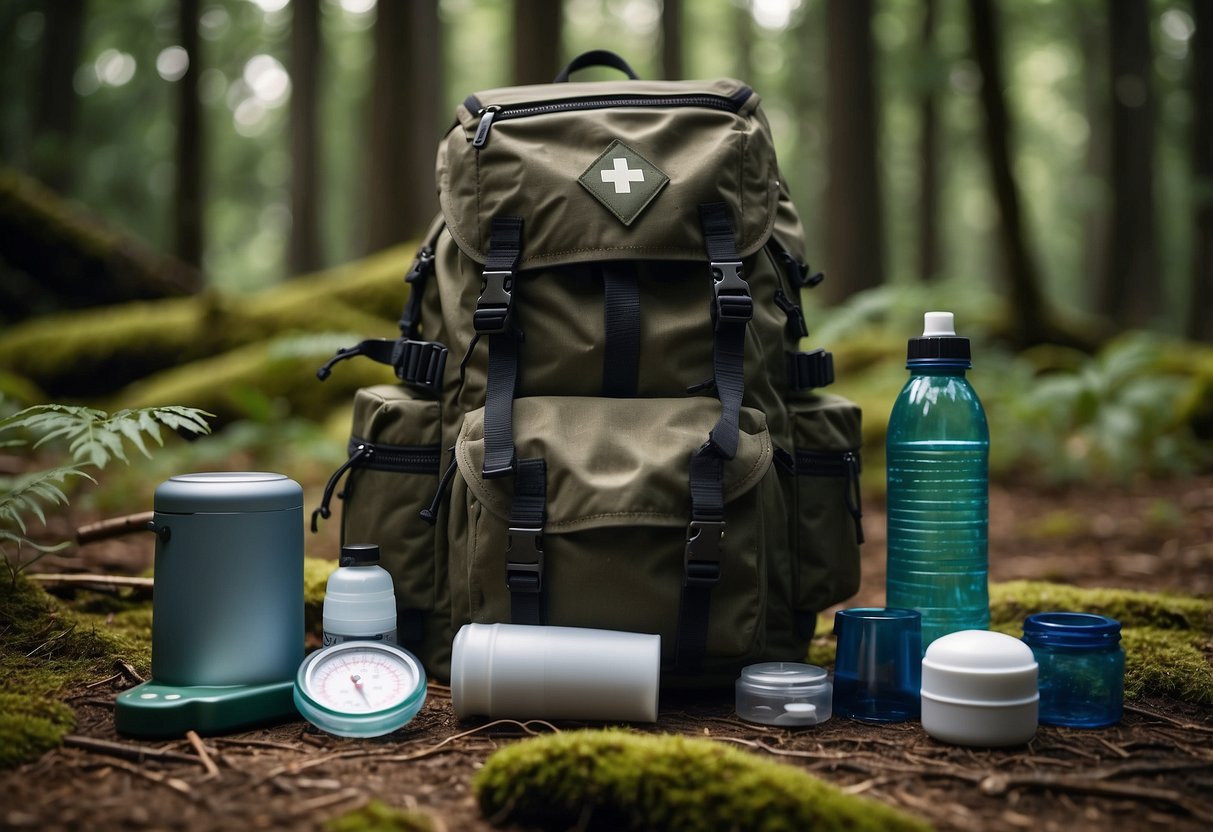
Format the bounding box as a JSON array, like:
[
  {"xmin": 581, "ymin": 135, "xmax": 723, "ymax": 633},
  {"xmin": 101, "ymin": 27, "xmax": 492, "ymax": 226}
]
[{"xmin": 553, "ymin": 49, "xmax": 641, "ymax": 83}]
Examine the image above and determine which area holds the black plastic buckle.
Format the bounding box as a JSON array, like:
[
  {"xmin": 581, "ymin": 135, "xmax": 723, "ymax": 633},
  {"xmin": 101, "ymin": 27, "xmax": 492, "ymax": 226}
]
[
  {"xmin": 393, "ymin": 339, "xmax": 448, "ymax": 393},
  {"xmin": 710, "ymin": 261, "xmax": 752, "ymax": 326},
  {"xmin": 788, "ymin": 349, "xmax": 835, "ymax": 391},
  {"xmin": 506, "ymin": 526, "xmax": 544, "ymax": 593},
  {"xmin": 474, "ymin": 270, "xmax": 515, "ymax": 334},
  {"xmin": 404, "ymin": 246, "xmax": 435, "ymax": 284},
  {"xmin": 684, "ymin": 520, "xmax": 723, "ymax": 587}
]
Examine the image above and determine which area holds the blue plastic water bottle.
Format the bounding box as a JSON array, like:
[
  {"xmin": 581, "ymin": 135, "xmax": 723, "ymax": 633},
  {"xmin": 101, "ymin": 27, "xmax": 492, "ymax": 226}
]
[{"xmin": 885, "ymin": 312, "xmax": 989, "ymax": 648}]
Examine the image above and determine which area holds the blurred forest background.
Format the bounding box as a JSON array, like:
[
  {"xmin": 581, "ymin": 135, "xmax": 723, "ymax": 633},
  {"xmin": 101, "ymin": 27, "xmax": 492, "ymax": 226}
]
[{"xmin": 0, "ymin": 0, "xmax": 1211, "ymax": 498}]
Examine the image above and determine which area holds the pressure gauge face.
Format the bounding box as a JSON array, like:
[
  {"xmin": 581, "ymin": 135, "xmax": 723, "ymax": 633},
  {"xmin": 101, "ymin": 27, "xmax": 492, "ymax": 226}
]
[{"xmin": 293, "ymin": 642, "xmax": 426, "ymax": 738}]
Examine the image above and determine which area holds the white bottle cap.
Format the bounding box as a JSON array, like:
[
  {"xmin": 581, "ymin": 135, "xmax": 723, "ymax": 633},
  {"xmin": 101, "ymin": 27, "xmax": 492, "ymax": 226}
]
[{"xmin": 922, "ymin": 311, "xmax": 956, "ymax": 336}]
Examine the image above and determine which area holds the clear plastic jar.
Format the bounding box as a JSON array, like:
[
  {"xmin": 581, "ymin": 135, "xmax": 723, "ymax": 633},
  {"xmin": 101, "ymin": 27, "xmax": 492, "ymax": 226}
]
[{"xmin": 1022, "ymin": 612, "xmax": 1124, "ymax": 728}]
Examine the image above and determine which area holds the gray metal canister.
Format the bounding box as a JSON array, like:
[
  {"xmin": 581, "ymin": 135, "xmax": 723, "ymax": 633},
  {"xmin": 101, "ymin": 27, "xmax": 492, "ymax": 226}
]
[{"xmin": 149, "ymin": 472, "xmax": 303, "ymax": 687}]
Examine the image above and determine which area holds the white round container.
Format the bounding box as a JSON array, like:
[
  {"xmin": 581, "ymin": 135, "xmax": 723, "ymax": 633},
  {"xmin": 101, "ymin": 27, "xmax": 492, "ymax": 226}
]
[
  {"xmin": 451, "ymin": 623, "xmax": 660, "ymax": 723},
  {"xmin": 322, "ymin": 544, "xmax": 397, "ymax": 646},
  {"xmin": 921, "ymin": 630, "xmax": 1038, "ymax": 747}
]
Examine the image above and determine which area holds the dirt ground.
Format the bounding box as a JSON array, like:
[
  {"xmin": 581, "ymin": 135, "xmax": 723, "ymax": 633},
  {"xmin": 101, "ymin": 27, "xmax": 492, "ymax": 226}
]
[{"xmin": 3, "ymin": 477, "xmax": 1212, "ymax": 832}]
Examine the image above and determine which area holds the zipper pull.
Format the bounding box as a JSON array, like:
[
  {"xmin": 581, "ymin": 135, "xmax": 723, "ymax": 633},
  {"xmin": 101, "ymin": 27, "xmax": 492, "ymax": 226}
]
[
  {"xmin": 773, "ymin": 289, "xmax": 809, "ymax": 340},
  {"xmin": 472, "ymin": 106, "xmax": 500, "ymax": 149},
  {"xmin": 843, "ymin": 451, "xmax": 865, "ymax": 545},
  {"xmin": 311, "ymin": 444, "xmax": 373, "ymax": 532},
  {"xmin": 420, "ymin": 449, "xmax": 459, "ymax": 525}
]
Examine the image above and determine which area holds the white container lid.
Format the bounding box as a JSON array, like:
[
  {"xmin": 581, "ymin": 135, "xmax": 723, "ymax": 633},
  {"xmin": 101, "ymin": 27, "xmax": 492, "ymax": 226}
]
[
  {"xmin": 922, "ymin": 630, "xmax": 1038, "ymax": 706},
  {"xmin": 736, "ymin": 662, "xmax": 832, "ymax": 726}
]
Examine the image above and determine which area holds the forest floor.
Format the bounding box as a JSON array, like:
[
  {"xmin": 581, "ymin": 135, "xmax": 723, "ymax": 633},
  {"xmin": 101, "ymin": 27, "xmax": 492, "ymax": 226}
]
[{"xmin": 2, "ymin": 477, "xmax": 1212, "ymax": 832}]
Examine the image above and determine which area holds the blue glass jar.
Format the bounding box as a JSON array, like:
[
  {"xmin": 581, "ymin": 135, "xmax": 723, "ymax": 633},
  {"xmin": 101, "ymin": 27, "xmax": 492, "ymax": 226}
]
[{"xmin": 1022, "ymin": 612, "xmax": 1124, "ymax": 728}]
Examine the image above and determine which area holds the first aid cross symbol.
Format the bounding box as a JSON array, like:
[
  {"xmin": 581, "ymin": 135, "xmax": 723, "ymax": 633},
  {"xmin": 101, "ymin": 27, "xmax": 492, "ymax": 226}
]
[{"xmin": 600, "ymin": 157, "xmax": 645, "ymax": 194}]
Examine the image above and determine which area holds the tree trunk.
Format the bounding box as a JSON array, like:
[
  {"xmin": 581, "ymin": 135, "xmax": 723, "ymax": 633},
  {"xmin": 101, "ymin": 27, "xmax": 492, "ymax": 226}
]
[
  {"xmin": 31, "ymin": 0, "xmax": 85, "ymax": 194},
  {"xmin": 916, "ymin": 0, "xmax": 941, "ymax": 282},
  {"xmin": 968, "ymin": 0, "xmax": 1048, "ymax": 345},
  {"xmin": 1187, "ymin": 0, "xmax": 1213, "ymax": 342},
  {"xmin": 1102, "ymin": 0, "xmax": 1157, "ymax": 327},
  {"xmin": 365, "ymin": 0, "xmax": 443, "ymax": 254},
  {"xmin": 288, "ymin": 0, "xmax": 323, "ymax": 276},
  {"xmin": 174, "ymin": 0, "xmax": 205, "ymax": 269},
  {"xmin": 1079, "ymin": 7, "xmax": 1110, "ymax": 308},
  {"xmin": 823, "ymin": 0, "xmax": 884, "ymax": 302},
  {"xmin": 662, "ymin": 0, "xmax": 683, "ymax": 80},
  {"xmin": 513, "ymin": 0, "xmax": 562, "ymax": 85}
]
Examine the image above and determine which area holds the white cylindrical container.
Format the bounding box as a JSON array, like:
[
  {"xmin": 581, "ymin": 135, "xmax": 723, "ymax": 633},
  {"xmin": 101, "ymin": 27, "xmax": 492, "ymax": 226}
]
[
  {"xmin": 451, "ymin": 623, "xmax": 661, "ymax": 723},
  {"xmin": 322, "ymin": 543, "xmax": 397, "ymax": 646},
  {"xmin": 921, "ymin": 630, "xmax": 1038, "ymax": 747}
]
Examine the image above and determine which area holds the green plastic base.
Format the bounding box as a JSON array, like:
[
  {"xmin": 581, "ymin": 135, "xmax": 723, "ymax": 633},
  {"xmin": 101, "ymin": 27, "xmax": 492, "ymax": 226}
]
[{"xmin": 114, "ymin": 679, "xmax": 298, "ymax": 738}]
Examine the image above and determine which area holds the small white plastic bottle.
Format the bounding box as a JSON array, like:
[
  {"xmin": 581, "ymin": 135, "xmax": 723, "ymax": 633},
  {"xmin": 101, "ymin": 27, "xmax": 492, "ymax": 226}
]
[{"xmin": 322, "ymin": 543, "xmax": 397, "ymax": 647}]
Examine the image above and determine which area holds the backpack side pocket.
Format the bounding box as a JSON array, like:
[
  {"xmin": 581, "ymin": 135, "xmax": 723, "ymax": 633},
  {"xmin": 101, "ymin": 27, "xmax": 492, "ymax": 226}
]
[
  {"xmin": 336, "ymin": 384, "xmax": 450, "ymax": 675},
  {"xmin": 786, "ymin": 394, "xmax": 863, "ymax": 636}
]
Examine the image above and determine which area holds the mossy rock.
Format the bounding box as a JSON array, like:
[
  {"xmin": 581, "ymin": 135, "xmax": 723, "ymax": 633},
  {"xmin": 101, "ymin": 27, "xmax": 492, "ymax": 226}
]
[
  {"xmin": 474, "ymin": 729, "xmax": 931, "ymax": 832},
  {"xmin": 990, "ymin": 580, "xmax": 1213, "ymax": 633},
  {"xmin": 325, "ymin": 800, "xmax": 434, "ymax": 832},
  {"xmin": 108, "ymin": 337, "xmax": 396, "ymax": 425},
  {"xmin": 0, "ymin": 245, "xmax": 412, "ymax": 398},
  {"xmin": 0, "ymin": 692, "xmax": 75, "ymax": 768}
]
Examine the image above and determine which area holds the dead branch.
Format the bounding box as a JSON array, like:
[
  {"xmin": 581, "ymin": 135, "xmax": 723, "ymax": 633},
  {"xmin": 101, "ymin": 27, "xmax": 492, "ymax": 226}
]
[
  {"xmin": 185, "ymin": 730, "xmax": 220, "ymax": 779},
  {"xmin": 26, "ymin": 573, "xmax": 155, "ymax": 596},
  {"xmin": 62, "ymin": 735, "xmax": 203, "ymax": 767},
  {"xmin": 76, "ymin": 512, "xmax": 155, "ymax": 545}
]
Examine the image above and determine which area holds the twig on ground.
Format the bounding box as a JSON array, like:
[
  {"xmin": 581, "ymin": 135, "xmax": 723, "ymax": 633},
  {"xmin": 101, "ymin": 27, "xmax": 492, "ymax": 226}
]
[
  {"xmin": 185, "ymin": 731, "xmax": 220, "ymax": 779},
  {"xmin": 1124, "ymin": 703, "xmax": 1213, "ymax": 733},
  {"xmin": 979, "ymin": 771, "xmax": 1213, "ymax": 823},
  {"xmin": 117, "ymin": 660, "xmax": 146, "ymax": 685},
  {"xmin": 74, "ymin": 757, "xmax": 195, "ymax": 800},
  {"xmin": 84, "ymin": 672, "xmax": 122, "ymax": 689},
  {"xmin": 377, "ymin": 719, "xmax": 561, "ymax": 763},
  {"xmin": 62, "ymin": 735, "xmax": 202, "ymax": 766},
  {"xmin": 26, "ymin": 573, "xmax": 154, "ymax": 595},
  {"xmin": 287, "ymin": 788, "xmax": 365, "ymax": 817},
  {"xmin": 76, "ymin": 512, "xmax": 155, "ymax": 545}
]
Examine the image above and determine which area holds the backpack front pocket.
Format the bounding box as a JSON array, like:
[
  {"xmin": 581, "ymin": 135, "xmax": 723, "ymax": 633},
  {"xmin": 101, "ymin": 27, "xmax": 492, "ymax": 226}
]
[
  {"xmin": 447, "ymin": 395, "xmax": 776, "ymax": 678},
  {"xmin": 786, "ymin": 394, "xmax": 864, "ymax": 634},
  {"xmin": 326, "ymin": 384, "xmax": 450, "ymax": 672}
]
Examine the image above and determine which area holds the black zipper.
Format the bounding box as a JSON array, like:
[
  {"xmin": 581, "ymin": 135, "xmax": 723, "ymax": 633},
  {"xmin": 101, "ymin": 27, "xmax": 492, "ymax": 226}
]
[
  {"xmin": 467, "ymin": 88, "xmax": 753, "ymax": 150},
  {"xmin": 345, "ymin": 437, "xmax": 441, "ymax": 474},
  {"xmin": 794, "ymin": 449, "xmax": 865, "ymax": 545}
]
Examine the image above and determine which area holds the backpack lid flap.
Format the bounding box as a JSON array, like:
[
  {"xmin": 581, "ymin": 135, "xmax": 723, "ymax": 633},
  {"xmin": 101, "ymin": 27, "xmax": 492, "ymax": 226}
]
[
  {"xmin": 454, "ymin": 396, "xmax": 773, "ymax": 533},
  {"xmin": 438, "ymin": 79, "xmax": 781, "ymax": 269}
]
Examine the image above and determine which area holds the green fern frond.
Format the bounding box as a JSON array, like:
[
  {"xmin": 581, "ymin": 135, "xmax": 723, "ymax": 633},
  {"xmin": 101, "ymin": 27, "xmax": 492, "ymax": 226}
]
[
  {"xmin": 0, "ymin": 467, "xmax": 94, "ymax": 533},
  {"xmin": 0, "ymin": 404, "xmax": 212, "ymax": 469}
]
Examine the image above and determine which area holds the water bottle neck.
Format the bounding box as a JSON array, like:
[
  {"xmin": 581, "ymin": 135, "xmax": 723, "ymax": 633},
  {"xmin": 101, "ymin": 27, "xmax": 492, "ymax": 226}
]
[{"xmin": 907, "ymin": 360, "xmax": 970, "ymax": 376}]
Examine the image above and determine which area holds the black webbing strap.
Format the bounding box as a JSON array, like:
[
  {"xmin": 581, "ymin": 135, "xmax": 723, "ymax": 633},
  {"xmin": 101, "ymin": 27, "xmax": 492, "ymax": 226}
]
[
  {"xmin": 315, "ymin": 337, "xmax": 448, "ymax": 393},
  {"xmin": 399, "ymin": 217, "xmax": 445, "ymax": 339},
  {"xmin": 699, "ymin": 203, "xmax": 751, "ymax": 460},
  {"xmin": 677, "ymin": 448, "xmax": 725, "ymax": 670},
  {"xmin": 674, "ymin": 204, "xmax": 752, "ymax": 672},
  {"xmin": 506, "ymin": 458, "xmax": 547, "ymax": 625},
  {"xmin": 477, "ymin": 217, "xmax": 524, "ymax": 479},
  {"xmin": 601, "ymin": 262, "xmax": 641, "ymax": 397},
  {"xmin": 787, "ymin": 348, "xmax": 835, "ymax": 391}
]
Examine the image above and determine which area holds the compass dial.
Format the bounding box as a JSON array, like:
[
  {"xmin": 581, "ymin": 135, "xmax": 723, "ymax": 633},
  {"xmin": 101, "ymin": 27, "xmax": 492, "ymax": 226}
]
[{"xmin": 294, "ymin": 642, "xmax": 426, "ymax": 737}]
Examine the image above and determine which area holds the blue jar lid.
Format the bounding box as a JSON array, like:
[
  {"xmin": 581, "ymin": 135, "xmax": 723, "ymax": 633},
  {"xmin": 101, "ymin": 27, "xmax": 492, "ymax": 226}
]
[
  {"xmin": 154, "ymin": 472, "xmax": 302, "ymax": 514},
  {"xmin": 1023, "ymin": 612, "xmax": 1121, "ymax": 649}
]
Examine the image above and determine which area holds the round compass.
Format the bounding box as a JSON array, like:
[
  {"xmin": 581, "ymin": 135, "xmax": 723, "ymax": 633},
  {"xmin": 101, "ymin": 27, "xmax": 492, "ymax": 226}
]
[{"xmin": 293, "ymin": 641, "xmax": 426, "ymax": 738}]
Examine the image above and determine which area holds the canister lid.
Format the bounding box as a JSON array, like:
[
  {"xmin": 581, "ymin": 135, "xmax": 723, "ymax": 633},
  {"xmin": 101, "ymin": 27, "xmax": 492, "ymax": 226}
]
[
  {"xmin": 154, "ymin": 472, "xmax": 303, "ymax": 513},
  {"xmin": 739, "ymin": 662, "xmax": 829, "ymax": 695},
  {"xmin": 1023, "ymin": 612, "xmax": 1121, "ymax": 649},
  {"xmin": 921, "ymin": 630, "xmax": 1038, "ymax": 706}
]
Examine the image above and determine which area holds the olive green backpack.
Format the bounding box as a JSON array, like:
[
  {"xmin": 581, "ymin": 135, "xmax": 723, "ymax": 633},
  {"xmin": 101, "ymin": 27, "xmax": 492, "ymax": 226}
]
[{"xmin": 314, "ymin": 51, "xmax": 863, "ymax": 685}]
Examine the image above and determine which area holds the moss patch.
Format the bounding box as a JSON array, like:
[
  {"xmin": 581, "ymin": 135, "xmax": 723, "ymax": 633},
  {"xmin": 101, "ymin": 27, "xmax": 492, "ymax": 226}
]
[
  {"xmin": 0, "ymin": 576, "xmax": 152, "ymax": 766},
  {"xmin": 993, "ymin": 581, "xmax": 1213, "ymax": 704},
  {"xmin": 989, "ymin": 580, "xmax": 1213, "ymax": 632},
  {"xmin": 0, "ymin": 692, "xmax": 75, "ymax": 768},
  {"xmin": 474, "ymin": 729, "xmax": 931, "ymax": 832},
  {"xmin": 325, "ymin": 800, "xmax": 434, "ymax": 832},
  {"xmin": 305, "ymin": 556, "xmax": 337, "ymax": 639}
]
